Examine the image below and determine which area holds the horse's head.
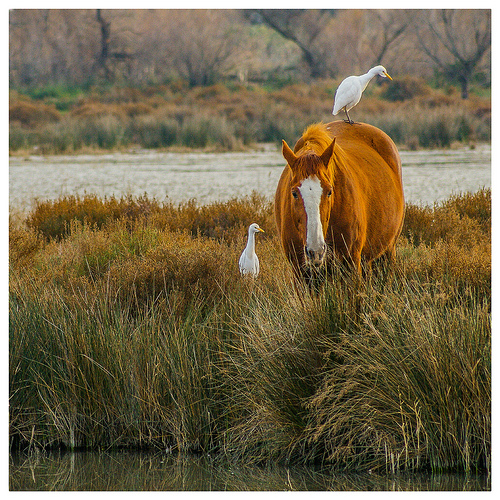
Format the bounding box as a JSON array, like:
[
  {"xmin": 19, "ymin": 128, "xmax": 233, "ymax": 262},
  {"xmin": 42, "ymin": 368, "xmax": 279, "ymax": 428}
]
[{"xmin": 282, "ymin": 138, "xmax": 336, "ymax": 267}]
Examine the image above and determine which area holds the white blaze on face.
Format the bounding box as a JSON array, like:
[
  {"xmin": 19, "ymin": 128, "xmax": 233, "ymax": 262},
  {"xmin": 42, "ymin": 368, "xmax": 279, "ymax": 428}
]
[{"xmin": 298, "ymin": 176, "xmax": 325, "ymax": 253}]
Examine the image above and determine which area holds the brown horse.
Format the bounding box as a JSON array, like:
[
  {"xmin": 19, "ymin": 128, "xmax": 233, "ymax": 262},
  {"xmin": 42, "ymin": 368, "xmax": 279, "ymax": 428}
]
[{"xmin": 275, "ymin": 121, "xmax": 404, "ymax": 286}]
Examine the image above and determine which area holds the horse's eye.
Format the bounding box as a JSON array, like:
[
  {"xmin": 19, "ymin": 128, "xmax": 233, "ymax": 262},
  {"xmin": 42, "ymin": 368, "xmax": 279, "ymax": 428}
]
[
  {"xmin": 327, "ymin": 189, "xmax": 332, "ymax": 198},
  {"xmin": 292, "ymin": 190, "xmax": 299, "ymax": 199}
]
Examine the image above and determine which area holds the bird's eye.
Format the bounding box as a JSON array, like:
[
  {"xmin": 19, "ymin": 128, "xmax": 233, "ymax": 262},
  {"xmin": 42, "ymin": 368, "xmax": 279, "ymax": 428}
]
[{"xmin": 292, "ymin": 190, "xmax": 299, "ymax": 199}]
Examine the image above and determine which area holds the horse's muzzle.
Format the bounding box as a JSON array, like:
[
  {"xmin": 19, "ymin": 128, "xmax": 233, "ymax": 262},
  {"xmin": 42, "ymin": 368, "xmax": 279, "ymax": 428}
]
[{"xmin": 305, "ymin": 244, "xmax": 326, "ymax": 266}]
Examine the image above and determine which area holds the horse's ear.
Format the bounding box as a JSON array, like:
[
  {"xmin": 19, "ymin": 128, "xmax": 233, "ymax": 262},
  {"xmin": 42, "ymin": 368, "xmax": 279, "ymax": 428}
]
[
  {"xmin": 282, "ymin": 140, "xmax": 297, "ymax": 169},
  {"xmin": 320, "ymin": 138, "xmax": 336, "ymax": 167}
]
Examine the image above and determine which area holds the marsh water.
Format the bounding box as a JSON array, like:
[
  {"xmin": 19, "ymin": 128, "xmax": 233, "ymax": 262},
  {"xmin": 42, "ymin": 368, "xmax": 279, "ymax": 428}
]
[
  {"xmin": 9, "ymin": 144, "xmax": 491, "ymax": 211},
  {"xmin": 9, "ymin": 450, "xmax": 490, "ymax": 491},
  {"xmin": 9, "ymin": 145, "xmax": 491, "ymax": 491}
]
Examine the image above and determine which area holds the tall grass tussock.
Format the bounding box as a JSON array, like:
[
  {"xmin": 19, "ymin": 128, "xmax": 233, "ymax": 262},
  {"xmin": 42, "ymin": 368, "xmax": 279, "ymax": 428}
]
[{"xmin": 9, "ymin": 189, "xmax": 490, "ymax": 474}]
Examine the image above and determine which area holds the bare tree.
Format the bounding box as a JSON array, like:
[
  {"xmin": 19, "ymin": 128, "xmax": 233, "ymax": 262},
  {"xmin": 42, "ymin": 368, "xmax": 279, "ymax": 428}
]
[
  {"xmin": 160, "ymin": 10, "xmax": 244, "ymax": 86},
  {"xmin": 10, "ymin": 10, "xmax": 100, "ymax": 86},
  {"xmin": 9, "ymin": 8, "xmax": 492, "ymax": 92},
  {"xmin": 95, "ymin": 9, "xmax": 112, "ymax": 79},
  {"xmin": 93, "ymin": 10, "xmax": 139, "ymax": 83},
  {"xmin": 319, "ymin": 10, "xmax": 411, "ymax": 77},
  {"xmin": 363, "ymin": 10, "xmax": 412, "ymax": 67},
  {"xmin": 414, "ymin": 9, "xmax": 490, "ymax": 98},
  {"xmin": 251, "ymin": 9, "xmax": 411, "ymax": 80},
  {"xmin": 247, "ymin": 10, "xmax": 337, "ymax": 78}
]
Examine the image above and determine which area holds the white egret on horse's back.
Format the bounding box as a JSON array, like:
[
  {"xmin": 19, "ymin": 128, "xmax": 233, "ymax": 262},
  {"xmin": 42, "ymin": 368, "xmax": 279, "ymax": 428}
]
[
  {"xmin": 239, "ymin": 223, "xmax": 264, "ymax": 277},
  {"xmin": 332, "ymin": 65, "xmax": 392, "ymax": 124}
]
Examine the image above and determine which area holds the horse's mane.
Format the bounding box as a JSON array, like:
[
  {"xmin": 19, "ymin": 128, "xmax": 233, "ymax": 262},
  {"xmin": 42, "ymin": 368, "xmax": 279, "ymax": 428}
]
[
  {"xmin": 295, "ymin": 122, "xmax": 332, "ymax": 156},
  {"xmin": 292, "ymin": 122, "xmax": 333, "ymax": 179}
]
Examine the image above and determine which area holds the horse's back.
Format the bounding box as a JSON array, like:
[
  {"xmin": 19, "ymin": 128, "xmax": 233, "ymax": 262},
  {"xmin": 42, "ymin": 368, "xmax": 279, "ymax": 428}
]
[{"xmin": 322, "ymin": 121, "xmax": 402, "ymax": 180}]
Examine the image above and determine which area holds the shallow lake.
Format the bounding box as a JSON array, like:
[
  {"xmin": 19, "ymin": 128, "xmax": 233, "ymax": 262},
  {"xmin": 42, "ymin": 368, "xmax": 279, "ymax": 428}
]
[
  {"xmin": 9, "ymin": 144, "xmax": 491, "ymax": 211},
  {"xmin": 9, "ymin": 450, "xmax": 490, "ymax": 491}
]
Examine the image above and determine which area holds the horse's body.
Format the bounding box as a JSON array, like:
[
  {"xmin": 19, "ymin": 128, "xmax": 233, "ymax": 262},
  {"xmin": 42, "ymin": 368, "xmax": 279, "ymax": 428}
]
[{"xmin": 275, "ymin": 121, "xmax": 404, "ymax": 285}]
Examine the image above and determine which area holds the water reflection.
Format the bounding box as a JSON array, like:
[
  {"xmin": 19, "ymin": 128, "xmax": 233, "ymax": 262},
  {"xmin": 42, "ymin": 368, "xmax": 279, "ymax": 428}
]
[{"xmin": 9, "ymin": 451, "xmax": 490, "ymax": 491}]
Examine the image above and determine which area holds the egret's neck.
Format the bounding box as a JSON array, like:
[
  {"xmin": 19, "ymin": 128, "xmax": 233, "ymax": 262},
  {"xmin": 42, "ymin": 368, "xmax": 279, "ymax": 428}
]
[
  {"xmin": 359, "ymin": 69, "xmax": 378, "ymax": 91},
  {"xmin": 246, "ymin": 230, "xmax": 256, "ymax": 255}
]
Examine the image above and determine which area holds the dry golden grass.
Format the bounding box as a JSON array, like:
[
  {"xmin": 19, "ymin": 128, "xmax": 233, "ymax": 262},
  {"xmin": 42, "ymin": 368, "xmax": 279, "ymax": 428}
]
[
  {"xmin": 9, "ymin": 190, "xmax": 490, "ymax": 472},
  {"xmin": 9, "ymin": 99, "xmax": 61, "ymax": 128}
]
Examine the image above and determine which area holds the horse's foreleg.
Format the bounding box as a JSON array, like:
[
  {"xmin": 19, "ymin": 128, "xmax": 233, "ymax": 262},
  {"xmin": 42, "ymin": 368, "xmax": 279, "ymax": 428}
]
[
  {"xmin": 345, "ymin": 251, "xmax": 364, "ymax": 315},
  {"xmin": 372, "ymin": 246, "xmax": 396, "ymax": 288}
]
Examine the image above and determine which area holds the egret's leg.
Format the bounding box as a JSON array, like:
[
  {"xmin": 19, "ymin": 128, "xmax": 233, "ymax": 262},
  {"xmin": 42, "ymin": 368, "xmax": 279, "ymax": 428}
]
[{"xmin": 344, "ymin": 108, "xmax": 354, "ymax": 125}]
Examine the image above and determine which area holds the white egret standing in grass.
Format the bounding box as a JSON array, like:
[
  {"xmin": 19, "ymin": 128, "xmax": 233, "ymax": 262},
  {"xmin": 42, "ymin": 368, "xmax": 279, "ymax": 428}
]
[
  {"xmin": 239, "ymin": 223, "xmax": 264, "ymax": 277},
  {"xmin": 332, "ymin": 65, "xmax": 392, "ymax": 124}
]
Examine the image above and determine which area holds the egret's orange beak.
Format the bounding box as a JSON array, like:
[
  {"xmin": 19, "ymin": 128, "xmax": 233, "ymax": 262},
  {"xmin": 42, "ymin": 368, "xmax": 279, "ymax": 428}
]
[{"xmin": 384, "ymin": 71, "xmax": 393, "ymax": 80}]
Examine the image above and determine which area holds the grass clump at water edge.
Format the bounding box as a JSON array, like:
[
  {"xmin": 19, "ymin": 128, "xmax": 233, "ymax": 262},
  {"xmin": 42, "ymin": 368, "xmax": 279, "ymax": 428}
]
[{"xmin": 9, "ymin": 190, "xmax": 491, "ymax": 474}]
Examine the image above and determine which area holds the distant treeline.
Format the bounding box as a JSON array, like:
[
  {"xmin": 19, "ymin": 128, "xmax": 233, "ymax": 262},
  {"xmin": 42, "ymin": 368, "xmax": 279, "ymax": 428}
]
[{"xmin": 9, "ymin": 9, "xmax": 490, "ymax": 98}]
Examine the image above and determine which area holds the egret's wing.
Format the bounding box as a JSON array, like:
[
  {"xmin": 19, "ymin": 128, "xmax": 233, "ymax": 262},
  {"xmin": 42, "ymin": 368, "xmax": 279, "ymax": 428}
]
[
  {"xmin": 239, "ymin": 250, "xmax": 259, "ymax": 277},
  {"xmin": 334, "ymin": 76, "xmax": 362, "ymax": 113},
  {"xmin": 239, "ymin": 250, "xmax": 247, "ymax": 274}
]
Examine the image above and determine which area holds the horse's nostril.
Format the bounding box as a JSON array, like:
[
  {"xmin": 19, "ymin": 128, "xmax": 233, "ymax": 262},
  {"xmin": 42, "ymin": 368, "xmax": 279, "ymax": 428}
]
[{"xmin": 305, "ymin": 245, "xmax": 326, "ymax": 263}]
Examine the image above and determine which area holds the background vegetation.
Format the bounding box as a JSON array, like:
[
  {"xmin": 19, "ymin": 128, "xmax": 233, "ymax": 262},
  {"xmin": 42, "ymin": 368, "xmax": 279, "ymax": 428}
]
[
  {"xmin": 9, "ymin": 9, "xmax": 491, "ymax": 154},
  {"xmin": 10, "ymin": 189, "xmax": 491, "ymax": 473},
  {"xmin": 9, "ymin": 78, "xmax": 491, "ymax": 154}
]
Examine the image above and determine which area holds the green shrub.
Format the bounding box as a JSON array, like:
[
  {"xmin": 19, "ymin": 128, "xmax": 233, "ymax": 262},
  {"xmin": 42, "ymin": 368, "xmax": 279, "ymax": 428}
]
[{"xmin": 179, "ymin": 115, "xmax": 241, "ymax": 150}]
